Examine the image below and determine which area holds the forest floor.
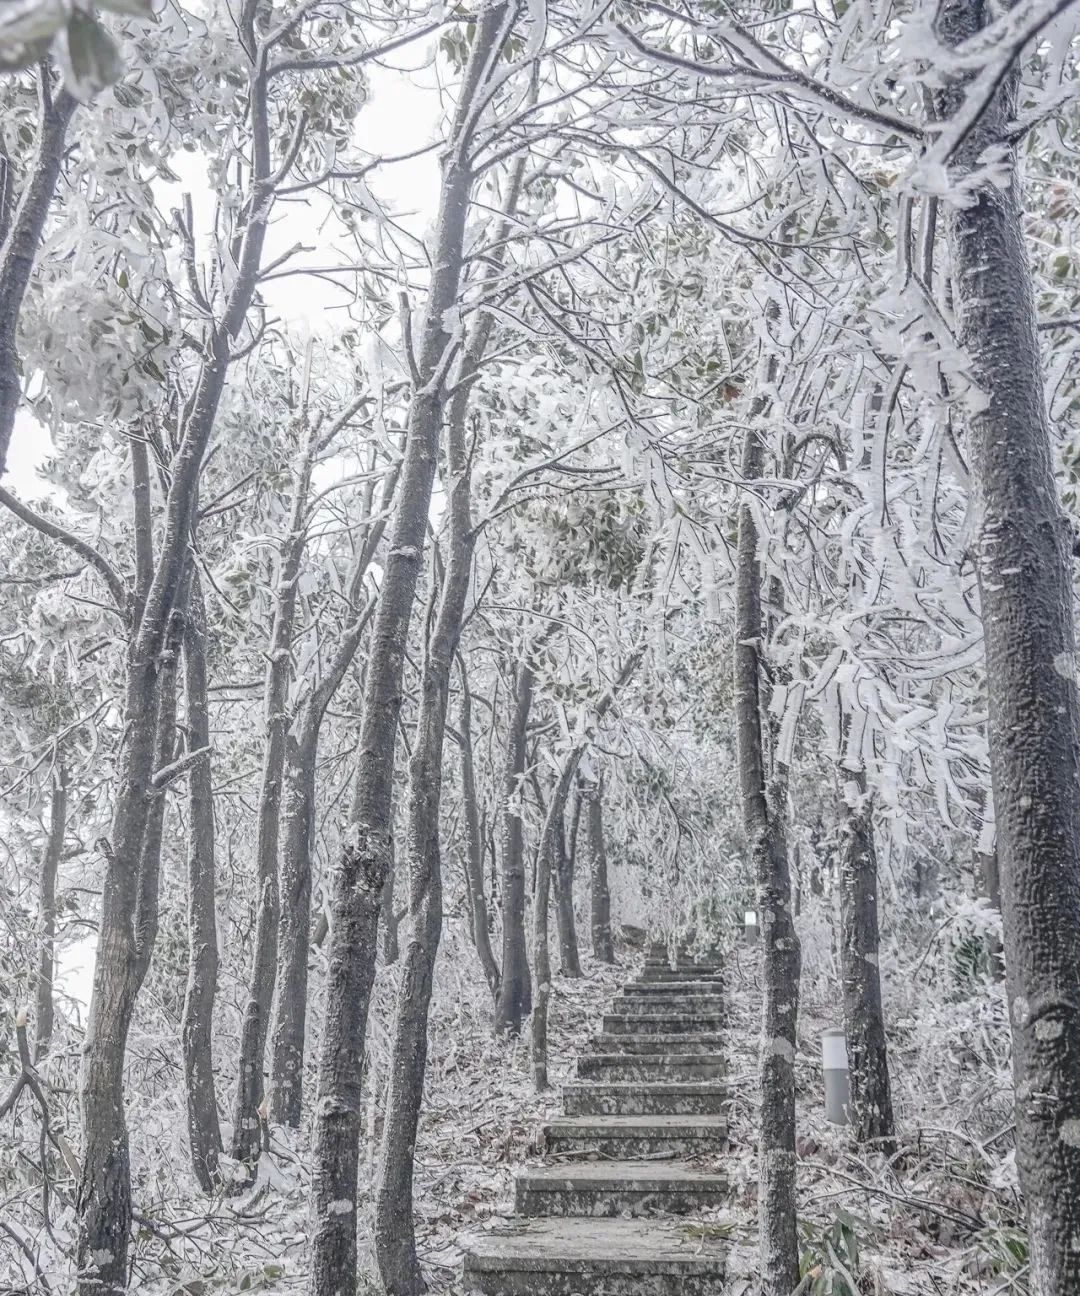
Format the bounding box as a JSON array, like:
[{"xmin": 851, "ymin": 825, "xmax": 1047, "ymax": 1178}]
[{"xmin": 90, "ymin": 933, "xmax": 1026, "ymax": 1295}]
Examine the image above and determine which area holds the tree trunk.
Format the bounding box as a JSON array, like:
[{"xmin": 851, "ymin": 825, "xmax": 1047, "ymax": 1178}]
[
  {"xmin": 233, "ymin": 427, "xmax": 318, "ymax": 1168},
  {"xmin": 380, "ymin": 858, "xmax": 400, "ymax": 965},
  {"xmin": 269, "ymin": 567, "xmax": 379, "ymax": 1127},
  {"xmin": 531, "ymin": 789, "xmax": 566, "ymax": 1092},
  {"xmin": 494, "ymin": 660, "xmax": 535, "ymax": 1036},
  {"xmin": 935, "ymin": 8, "xmax": 1080, "ymax": 1286},
  {"xmin": 837, "ymin": 768, "xmax": 894, "ymax": 1150},
  {"xmin": 456, "ymin": 654, "xmax": 500, "ymax": 999},
  {"xmin": 33, "ymin": 763, "xmax": 67, "ymax": 1061},
  {"xmin": 552, "ymin": 799, "xmax": 582, "ymax": 979},
  {"xmin": 0, "ymin": 73, "xmax": 76, "ymax": 479},
  {"xmin": 374, "ymin": 337, "xmax": 481, "ymax": 1296},
  {"xmin": 735, "ymin": 412, "xmax": 800, "ymax": 1296},
  {"xmin": 180, "ymin": 572, "xmax": 224, "ymax": 1192},
  {"xmin": 76, "ymin": 12, "xmax": 276, "ymax": 1274},
  {"xmin": 585, "ymin": 773, "xmax": 615, "ymax": 964},
  {"xmin": 309, "ymin": 13, "xmax": 513, "ymax": 1291}
]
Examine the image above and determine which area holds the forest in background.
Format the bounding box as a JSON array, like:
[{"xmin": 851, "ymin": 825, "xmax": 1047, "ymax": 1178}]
[{"xmin": 1, "ymin": 0, "xmax": 1079, "ymax": 1291}]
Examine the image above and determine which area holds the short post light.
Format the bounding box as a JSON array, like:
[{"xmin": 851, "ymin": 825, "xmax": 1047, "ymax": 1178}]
[
  {"xmin": 822, "ymin": 1028, "xmax": 850, "ymax": 1125},
  {"xmin": 743, "ymin": 909, "xmax": 759, "ymax": 945}
]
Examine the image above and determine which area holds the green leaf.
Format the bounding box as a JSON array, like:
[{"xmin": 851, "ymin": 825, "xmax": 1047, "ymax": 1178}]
[{"xmin": 56, "ymin": 10, "xmax": 123, "ymax": 102}]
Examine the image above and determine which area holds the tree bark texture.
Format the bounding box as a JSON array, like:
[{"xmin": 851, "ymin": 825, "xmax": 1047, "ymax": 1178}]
[
  {"xmin": 457, "ymin": 655, "xmax": 500, "ymax": 999},
  {"xmin": 552, "ymin": 800, "xmax": 582, "ymax": 978},
  {"xmin": 33, "ymin": 764, "xmax": 67, "ymax": 1061},
  {"xmin": 735, "ymin": 413, "xmax": 800, "ymax": 1296},
  {"xmin": 374, "ymin": 359, "xmax": 481, "ymax": 1296},
  {"xmin": 494, "ymin": 660, "xmax": 535, "ymax": 1036},
  {"xmin": 936, "ymin": 6, "xmax": 1080, "ymax": 1287},
  {"xmin": 232, "ymin": 427, "xmax": 318, "ymax": 1167},
  {"xmin": 181, "ymin": 573, "xmax": 224, "ymax": 1192},
  {"xmin": 837, "ymin": 768, "xmax": 894, "ymax": 1150},
  {"xmin": 309, "ymin": 11, "xmax": 514, "ymax": 1290},
  {"xmin": 585, "ymin": 773, "xmax": 615, "ymax": 964}
]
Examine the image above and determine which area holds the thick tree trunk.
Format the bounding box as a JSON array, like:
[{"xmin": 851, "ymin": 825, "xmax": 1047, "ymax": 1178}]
[
  {"xmin": 935, "ymin": 8, "xmax": 1080, "ymax": 1286},
  {"xmin": 584, "ymin": 773, "xmax": 615, "ymax": 964},
  {"xmin": 494, "ymin": 660, "xmax": 535, "ymax": 1035},
  {"xmin": 181, "ymin": 573, "xmax": 223, "ymax": 1192},
  {"xmin": 552, "ymin": 801, "xmax": 582, "ymax": 979},
  {"xmin": 233, "ymin": 428, "xmax": 317, "ymax": 1168},
  {"xmin": 309, "ymin": 13, "xmax": 513, "ymax": 1291},
  {"xmin": 837, "ymin": 768, "xmax": 894, "ymax": 1150},
  {"xmin": 456, "ymin": 655, "xmax": 500, "ymax": 999},
  {"xmin": 0, "ymin": 74, "xmax": 76, "ymax": 479},
  {"xmin": 380, "ymin": 858, "xmax": 400, "ymax": 965},
  {"xmin": 33, "ymin": 764, "xmax": 67, "ymax": 1061},
  {"xmin": 735, "ymin": 414, "xmax": 800, "ymax": 1296}
]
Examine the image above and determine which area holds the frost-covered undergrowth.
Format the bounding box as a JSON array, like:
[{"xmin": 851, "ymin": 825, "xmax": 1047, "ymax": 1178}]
[{"xmin": 3, "ymin": 918, "xmax": 1023, "ymax": 1295}]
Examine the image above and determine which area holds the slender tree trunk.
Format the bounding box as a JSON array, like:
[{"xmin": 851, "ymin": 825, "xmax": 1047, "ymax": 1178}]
[
  {"xmin": 180, "ymin": 573, "xmax": 223, "ymax": 1191},
  {"xmin": 233, "ymin": 428, "xmax": 318, "ymax": 1168},
  {"xmin": 552, "ymin": 799, "xmax": 582, "ymax": 978},
  {"xmin": 374, "ymin": 349, "xmax": 481, "ymax": 1296},
  {"xmin": 269, "ymin": 557, "xmax": 379, "ymax": 1127},
  {"xmin": 33, "ymin": 764, "xmax": 67, "ymax": 1061},
  {"xmin": 531, "ymin": 789, "xmax": 566, "ymax": 1092},
  {"xmin": 309, "ymin": 13, "xmax": 514, "ymax": 1291},
  {"xmin": 935, "ymin": 8, "xmax": 1080, "ymax": 1286},
  {"xmin": 0, "ymin": 72, "xmax": 75, "ymax": 480},
  {"xmin": 77, "ymin": 13, "xmax": 275, "ymax": 1275},
  {"xmin": 585, "ymin": 773, "xmax": 615, "ymax": 964},
  {"xmin": 494, "ymin": 660, "xmax": 535, "ymax": 1036},
  {"xmin": 456, "ymin": 655, "xmax": 500, "ymax": 999},
  {"xmin": 268, "ymin": 720, "xmax": 317, "ymax": 1130},
  {"xmin": 735, "ymin": 411, "xmax": 800, "ymax": 1296},
  {"xmin": 836, "ymin": 767, "xmax": 894, "ymax": 1150}
]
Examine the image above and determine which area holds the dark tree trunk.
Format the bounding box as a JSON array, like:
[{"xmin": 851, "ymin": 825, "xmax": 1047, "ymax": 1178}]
[
  {"xmin": 584, "ymin": 772, "xmax": 615, "ymax": 964},
  {"xmin": 269, "ymin": 570, "xmax": 378, "ymax": 1127},
  {"xmin": 837, "ymin": 768, "xmax": 894, "ymax": 1150},
  {"xmin": 380, "ymin": 857, "xmax": 400, "ymax": 965},
  {"xmin": 735, "ymin": 412, "xmax": 800, "ymax": 1296},
  {"xmin": 0, "ymin": 73, "xmax": 75, "ymax": 479},
  {"xmin": 33, "ymin": 764, "xmax": 67, "ymax": 1061},
  {"xmin": 456, "ymin": 655, "xmax": 500, "ymax": 999},
  {"xmin": 181, "ymin": 573, "xmax": 224, "ymax": 1192},
  {"xmin": 233, "ymin": 428, "xmax": 318, "ymax": 1168},
  {"xmin": 309, "ymin": 12, "xmax": 513, "ymax": 1290},
  {"xmin": 936, "ymin": 6, "xmax": 1080, "ymax": 1286},
  {"xmin": 552, "ymin": 799, "xmax": 582, "ymax": 978},
  {"xmin": 494, "ymin": 660, "xmax": 535, "ymax": 1036},
  {"xmin": 374, "ymin": 332, "xmax": 483, "ymax": 1295}
]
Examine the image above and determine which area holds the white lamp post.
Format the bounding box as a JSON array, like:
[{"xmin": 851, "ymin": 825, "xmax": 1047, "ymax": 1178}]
[{"xmin": 822, "ymin": 1028, "xmax": 850, "ymax": 1124}]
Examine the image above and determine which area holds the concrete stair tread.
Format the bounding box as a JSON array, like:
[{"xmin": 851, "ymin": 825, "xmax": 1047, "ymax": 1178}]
[
  {"xmin": 460, "ymin": 1216, "xmax": 727, "ymax": 1272},
  {"xmin": 517, "ymin": 1160, "xmax": 727, "ymax": 1189},
  {"xmin": 591, "ymin": 1033, "xmax": 726, "ymax": 1048},
  {"xmin": 565, "ymin": 1081, "xmax": 726, "ymax": 1095},
  {"xmin": 583, "ymin": 1051, "xmax": 726, "ymax": 1063},
  {"xmin": 623, "ymin": 981, "xmax": 724, "ymax": 992},
  {"xmin": 545, "ymin": 1115, "xmax": 726, "ymax": 1133}
]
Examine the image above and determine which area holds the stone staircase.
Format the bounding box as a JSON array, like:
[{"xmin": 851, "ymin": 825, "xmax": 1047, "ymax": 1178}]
[{"xmin": 459, "ymin": 945, "xmax": 730, "ymax": 1294}]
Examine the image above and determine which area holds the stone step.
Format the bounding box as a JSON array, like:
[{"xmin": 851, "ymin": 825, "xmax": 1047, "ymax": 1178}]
[
  {"xmin": 578, "ymin": 1052, "xmax": 726, "ymax": 1082},
  {"xmin": 588, "ymin": 1032, "xmax": 726, "ymax": 1055},
  {"xmin": 637, "ymin": 967, "xmax": 723, "ymax": 982},
  {"xmin": 542, "ymin": 1115, "xmax": 727, "ymax": 1160},
  {"xmin": 515, "ymin": 1160, "xmax": 728, "ymax": 1217},
  {"xmin": 603, "ymin": 1012, "xmax": 726, "ymax": 1035},
  {"xmin": 612, "ymin": 994, "xmax": 725, "ymax": 1016},
  {"xmin": 459, "ymin": 1216, "xmax": 727, "ymax": 1295},
  {"xmin": 563, "ymin": 1081, "xmax": 727, "ymax": 1116},
  {"xmin": 621, "ymin": 979, "xmax": 725, "ymax": 995}
]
